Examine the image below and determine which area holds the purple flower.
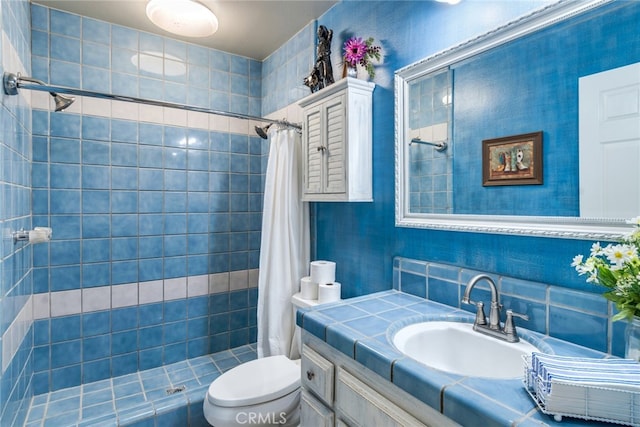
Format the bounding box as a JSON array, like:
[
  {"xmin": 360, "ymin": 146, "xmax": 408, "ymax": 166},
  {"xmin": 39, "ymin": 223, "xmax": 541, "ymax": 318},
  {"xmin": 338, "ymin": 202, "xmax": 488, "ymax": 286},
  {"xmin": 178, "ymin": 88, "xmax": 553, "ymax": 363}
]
[{"xmin": 343, "ymin": 37, "xmax": 367, "ymax": 67}]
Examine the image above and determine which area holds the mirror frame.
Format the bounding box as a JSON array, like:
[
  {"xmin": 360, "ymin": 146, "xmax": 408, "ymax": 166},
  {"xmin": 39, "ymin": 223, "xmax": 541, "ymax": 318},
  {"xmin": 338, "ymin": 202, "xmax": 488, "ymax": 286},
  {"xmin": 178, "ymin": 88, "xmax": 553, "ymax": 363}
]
[{"xmin": 395, "ymin": 0, "xmax": 631, "ymax": 241}]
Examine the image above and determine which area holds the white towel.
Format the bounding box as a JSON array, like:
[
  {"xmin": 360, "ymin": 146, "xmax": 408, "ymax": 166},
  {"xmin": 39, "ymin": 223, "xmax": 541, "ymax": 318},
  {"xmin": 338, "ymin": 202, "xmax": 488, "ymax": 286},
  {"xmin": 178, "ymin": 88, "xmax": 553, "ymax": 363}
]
[{"xmin": 525, "ymin": 351, "xmax": 640, "ymax": 425}]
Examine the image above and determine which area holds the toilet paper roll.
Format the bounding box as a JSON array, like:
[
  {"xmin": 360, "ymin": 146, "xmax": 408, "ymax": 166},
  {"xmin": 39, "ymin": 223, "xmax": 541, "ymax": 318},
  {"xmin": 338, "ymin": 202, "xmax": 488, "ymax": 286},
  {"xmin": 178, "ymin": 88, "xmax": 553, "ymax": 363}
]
[
  {"xmin": 29, "ymin": 227, "xmax": 52, "ymax": 244},
  {"xmin": 318, "ymin": 282, "xmax": 341, "ymax": 304},
  {"xmin": 300, "ymin": 276, "xmax": 318, "ymax": 300},
  {"xmin": 310, "ymin": 260, "xmax": 336, "ymax": 285}
]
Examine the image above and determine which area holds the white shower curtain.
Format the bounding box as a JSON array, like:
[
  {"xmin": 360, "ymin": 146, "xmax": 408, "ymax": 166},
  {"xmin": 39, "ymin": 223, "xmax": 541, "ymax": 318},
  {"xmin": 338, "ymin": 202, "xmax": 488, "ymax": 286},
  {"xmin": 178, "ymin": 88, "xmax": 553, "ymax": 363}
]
[{"xmin": 257, "ymin": 127, "xmax": 309, "ymax": 359}]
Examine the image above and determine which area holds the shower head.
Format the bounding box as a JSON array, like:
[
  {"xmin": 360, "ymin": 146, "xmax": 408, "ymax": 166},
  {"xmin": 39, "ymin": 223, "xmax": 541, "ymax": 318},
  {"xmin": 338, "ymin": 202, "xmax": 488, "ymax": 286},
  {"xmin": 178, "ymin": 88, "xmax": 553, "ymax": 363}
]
[
  {"xmin": 255, "ymin": 123, "xmax": 272, "ymax": 139},
  {"xmin": 3, "ymin": 72, "xmax": 75, "ymax": 111},
  {"xmin": 52, "ymin": 92, "xmax": 75, "ymax": 112}
]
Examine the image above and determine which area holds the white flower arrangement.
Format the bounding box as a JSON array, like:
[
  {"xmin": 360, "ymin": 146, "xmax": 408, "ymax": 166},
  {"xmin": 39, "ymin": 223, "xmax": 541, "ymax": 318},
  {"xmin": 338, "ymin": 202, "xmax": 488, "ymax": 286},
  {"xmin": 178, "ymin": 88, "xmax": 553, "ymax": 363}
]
[{"xmin": 572, "ymin": 216, "xmax": 640, "ymax": 321}]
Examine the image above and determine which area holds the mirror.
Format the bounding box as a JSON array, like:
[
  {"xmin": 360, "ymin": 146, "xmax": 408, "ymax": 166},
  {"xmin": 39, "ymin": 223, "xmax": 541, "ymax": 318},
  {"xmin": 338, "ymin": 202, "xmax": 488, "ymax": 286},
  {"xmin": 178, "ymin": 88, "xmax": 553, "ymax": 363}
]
[{"xmin": 395, "ymin": 0, "xmax": 636, "ymax": 240}]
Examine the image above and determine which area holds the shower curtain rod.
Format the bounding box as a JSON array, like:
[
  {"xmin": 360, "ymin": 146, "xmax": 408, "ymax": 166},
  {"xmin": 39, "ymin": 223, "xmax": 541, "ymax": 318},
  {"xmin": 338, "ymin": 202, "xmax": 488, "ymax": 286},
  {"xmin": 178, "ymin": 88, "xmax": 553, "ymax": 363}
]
[{"xmin": 2, "ymin": 72, "xmax": 302, "ymax": 130}]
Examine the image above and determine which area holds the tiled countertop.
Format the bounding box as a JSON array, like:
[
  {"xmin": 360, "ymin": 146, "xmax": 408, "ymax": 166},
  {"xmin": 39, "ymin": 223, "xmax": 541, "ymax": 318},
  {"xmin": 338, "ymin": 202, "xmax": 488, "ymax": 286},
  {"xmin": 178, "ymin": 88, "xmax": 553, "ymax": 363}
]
[{"xmin": 297, "ymin": 290, "xmax": 618, "ymax": 427}]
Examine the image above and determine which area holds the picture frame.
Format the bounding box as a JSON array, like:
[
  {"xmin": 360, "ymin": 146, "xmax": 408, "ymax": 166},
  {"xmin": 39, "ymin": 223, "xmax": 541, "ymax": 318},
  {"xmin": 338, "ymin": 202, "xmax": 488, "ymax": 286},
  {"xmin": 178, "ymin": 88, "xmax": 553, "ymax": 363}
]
[{"xmin": 482, "ymin": 131, "xmax": 543, "ymax": 186}]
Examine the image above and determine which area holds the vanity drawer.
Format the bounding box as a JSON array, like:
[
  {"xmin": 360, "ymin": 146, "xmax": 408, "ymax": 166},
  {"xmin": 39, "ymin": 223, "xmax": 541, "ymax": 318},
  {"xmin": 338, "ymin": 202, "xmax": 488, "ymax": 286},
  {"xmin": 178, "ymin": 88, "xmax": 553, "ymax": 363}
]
[
  {"xmin": 336, "ymin": 367, "xmax": 428, "ymax": 427},
  {"xmin": 301, "ymin": 344, "xmax": 334, "ymax": 404},
  {"xmin": 301, "ymin": 390, "xmax": 334, "ymax": 427}
]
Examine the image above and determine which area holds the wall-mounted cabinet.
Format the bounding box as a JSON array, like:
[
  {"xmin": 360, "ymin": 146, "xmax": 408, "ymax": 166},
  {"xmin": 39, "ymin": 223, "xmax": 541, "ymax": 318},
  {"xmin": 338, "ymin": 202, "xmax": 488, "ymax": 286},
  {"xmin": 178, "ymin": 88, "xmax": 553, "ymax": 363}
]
[{"xmin": 298, "ymin": 77, "xmax": 375, "ymax": 202}]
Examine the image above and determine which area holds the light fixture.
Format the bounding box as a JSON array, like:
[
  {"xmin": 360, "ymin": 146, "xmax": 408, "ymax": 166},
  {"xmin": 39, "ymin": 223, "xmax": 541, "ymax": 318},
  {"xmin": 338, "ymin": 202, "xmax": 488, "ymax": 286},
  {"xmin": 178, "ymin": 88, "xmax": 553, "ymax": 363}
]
[
  {"xmin": 435, "ymin": 0, "xmax": 461, "ymax": 4},
  {"xmin": 146, "ymin": 0, "xmax": 218, "ymax": 38}
]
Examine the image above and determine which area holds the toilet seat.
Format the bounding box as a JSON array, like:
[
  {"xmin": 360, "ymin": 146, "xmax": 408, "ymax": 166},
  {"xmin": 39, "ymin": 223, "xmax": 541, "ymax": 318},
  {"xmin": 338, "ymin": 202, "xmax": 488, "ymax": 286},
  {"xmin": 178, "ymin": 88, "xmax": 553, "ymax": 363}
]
[{"xmin": 207, "ymin": 355, "xmax": 300, "ymax": 408}]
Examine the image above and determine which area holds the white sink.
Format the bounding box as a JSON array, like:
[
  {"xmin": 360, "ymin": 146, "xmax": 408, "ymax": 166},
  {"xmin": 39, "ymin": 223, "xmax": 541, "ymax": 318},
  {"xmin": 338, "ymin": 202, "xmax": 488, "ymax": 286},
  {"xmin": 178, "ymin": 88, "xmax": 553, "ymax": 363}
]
[{"xmin": 392, "ymin": 321, "xmax": 539, "ymax": 379}]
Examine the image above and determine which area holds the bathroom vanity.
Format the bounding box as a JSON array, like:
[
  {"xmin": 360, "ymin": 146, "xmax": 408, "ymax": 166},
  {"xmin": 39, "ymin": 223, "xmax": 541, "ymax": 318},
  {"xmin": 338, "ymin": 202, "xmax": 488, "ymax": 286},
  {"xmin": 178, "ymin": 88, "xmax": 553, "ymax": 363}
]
[
  {"xmin": 300, "ymin": 335, "xmax": 458, "ymax": 427},
  {"xmin": 297, "ymin": 290, "xmax": 614, "ymax": 426}
]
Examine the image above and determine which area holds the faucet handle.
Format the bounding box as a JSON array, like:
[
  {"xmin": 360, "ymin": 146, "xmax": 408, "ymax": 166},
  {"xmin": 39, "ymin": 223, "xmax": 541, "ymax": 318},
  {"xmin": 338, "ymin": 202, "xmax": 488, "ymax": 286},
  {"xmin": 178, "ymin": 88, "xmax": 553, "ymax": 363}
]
[
  {"xmin": 474, "ymin": 301, "xmax": 487, "ymax": 326},
  {"xmin": 506, "ymin": 309, "xmax": 529, "ymax": 321},
  {"xmin": 504, "ymin": 309, "xmax": 529, "ymax": 342}
]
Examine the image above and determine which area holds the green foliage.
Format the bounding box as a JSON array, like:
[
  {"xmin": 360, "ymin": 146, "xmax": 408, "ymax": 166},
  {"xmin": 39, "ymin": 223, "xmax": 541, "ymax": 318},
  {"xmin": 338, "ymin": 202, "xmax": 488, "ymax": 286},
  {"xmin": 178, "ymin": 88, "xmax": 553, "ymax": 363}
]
[{"xmin": 573, "ymin": 218, "xmax": 640, "ymax": 320}]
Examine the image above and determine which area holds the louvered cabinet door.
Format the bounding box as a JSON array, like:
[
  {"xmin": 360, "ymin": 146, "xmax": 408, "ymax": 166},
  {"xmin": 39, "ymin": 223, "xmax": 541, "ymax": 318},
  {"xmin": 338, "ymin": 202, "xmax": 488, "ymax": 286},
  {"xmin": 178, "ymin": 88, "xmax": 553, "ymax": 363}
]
[
  {"xmin": 324, "ymin": 94, "xmax": 347, "ymax": 194},
  {"xmin": 304, "ymin": 104, "xmax": 324, "ymax": 195}
]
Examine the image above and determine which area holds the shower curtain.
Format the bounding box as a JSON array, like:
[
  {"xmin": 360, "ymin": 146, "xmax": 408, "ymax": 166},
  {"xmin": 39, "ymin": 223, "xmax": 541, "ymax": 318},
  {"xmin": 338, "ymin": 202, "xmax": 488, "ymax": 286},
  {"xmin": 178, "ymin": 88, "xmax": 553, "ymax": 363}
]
[{"xmin": 257, "ymin": 127, "xmax": 310, "ymax": 359}]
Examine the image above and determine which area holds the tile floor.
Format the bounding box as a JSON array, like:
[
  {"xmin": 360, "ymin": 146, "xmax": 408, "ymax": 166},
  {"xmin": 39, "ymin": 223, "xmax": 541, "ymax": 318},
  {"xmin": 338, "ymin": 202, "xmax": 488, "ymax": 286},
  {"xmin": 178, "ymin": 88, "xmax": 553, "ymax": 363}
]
[{"xmin": 24, "ymin": 344, "xmax": 257, "ymax": 427}]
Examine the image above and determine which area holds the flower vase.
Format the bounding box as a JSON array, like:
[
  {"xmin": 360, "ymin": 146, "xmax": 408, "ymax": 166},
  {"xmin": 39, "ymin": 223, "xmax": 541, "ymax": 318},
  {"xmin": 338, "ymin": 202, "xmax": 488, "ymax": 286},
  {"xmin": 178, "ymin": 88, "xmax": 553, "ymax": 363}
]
[
  {"xmin": 346, "ymin": 66, "xmax": 357, "ymax": 79},
  {"xmin": 625, "ymin": 316, "xmax": 640, "ymax": 361}
]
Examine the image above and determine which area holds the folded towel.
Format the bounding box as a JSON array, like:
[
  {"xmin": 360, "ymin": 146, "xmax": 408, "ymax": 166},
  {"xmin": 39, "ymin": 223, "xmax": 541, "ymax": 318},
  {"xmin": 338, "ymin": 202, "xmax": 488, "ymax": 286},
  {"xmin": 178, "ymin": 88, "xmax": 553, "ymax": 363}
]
[
  {"xmin": 524, "ymin": 352, "xmax": 640, "ymax": 425},
  {"xmin": 543, "ymin": 380, "xmax": 640, "ymax": 420},
  {"xmin": 530, "ymin": 352, "xmax": 640, "ymax": 394},
  {"xmin": 531, "ymin": 352, "xmax": 640, "ymax": 375}
]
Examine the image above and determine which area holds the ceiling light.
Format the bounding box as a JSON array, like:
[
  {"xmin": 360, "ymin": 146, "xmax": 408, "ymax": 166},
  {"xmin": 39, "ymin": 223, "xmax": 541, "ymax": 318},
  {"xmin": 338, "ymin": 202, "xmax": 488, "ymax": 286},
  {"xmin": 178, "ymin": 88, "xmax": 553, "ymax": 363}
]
[
  {"xmin": 146, "ymin": 0, "xmax": 218, "ymax": 38},
  {"xmin": 436, "ymin": 0, "xmax": 461, "ymax": 4}
]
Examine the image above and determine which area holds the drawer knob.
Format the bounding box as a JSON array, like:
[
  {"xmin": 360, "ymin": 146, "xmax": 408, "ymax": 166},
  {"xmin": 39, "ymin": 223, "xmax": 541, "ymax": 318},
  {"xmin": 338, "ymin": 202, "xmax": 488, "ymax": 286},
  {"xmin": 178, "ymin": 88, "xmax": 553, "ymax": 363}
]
[{"xmin": 306, "ymin": 370, "xmax": 315, "ymax": 380}]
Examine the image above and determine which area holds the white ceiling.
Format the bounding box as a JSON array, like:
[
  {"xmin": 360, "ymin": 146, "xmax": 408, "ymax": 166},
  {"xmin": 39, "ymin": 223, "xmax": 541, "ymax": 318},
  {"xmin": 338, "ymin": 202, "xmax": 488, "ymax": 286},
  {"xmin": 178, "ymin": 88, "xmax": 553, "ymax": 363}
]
[{"xmin": 32, "ymin": 0, "xmax": 338, "ymax": 61}]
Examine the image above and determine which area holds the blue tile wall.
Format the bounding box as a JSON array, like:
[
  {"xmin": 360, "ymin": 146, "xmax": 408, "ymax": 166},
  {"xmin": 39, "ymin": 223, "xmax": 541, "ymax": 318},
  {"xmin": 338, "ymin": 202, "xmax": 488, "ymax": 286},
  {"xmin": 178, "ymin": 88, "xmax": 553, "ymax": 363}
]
[
  {"xmin": 30, "ymin": 289, "xmax": 257, "ymax": 394},
  {"xmin": 451, "ymin": 3, "xmax": 640, "ymax": 217},
  {"xmin": 292, "ymin": 2, "xmax": 640, "ymax": 307},
  {"xmin": 0, "ymin": 0, "xmax": 35, "ymax": 425},
  {"xmin": 261, "ymin": 23, "xmax": 315, "ymax": 115},
  {"xmin": 30, "ymin": 5, "xmax": 262, "ymax": 112},
  {"xmin": 27, "ymin": 4, "xmax": 264, "ymax": 395}
]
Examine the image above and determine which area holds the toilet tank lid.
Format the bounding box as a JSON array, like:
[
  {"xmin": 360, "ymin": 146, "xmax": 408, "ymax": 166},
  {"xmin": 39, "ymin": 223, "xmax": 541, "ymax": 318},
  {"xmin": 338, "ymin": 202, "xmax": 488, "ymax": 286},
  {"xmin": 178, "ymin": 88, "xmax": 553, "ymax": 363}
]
[
  {"xmin": 292, "ymin": 293, "xmax": 320, "ymax": 308},
  {"xmin": 207, "ymin": 355, "xmax": 300, "ymax": 407}
]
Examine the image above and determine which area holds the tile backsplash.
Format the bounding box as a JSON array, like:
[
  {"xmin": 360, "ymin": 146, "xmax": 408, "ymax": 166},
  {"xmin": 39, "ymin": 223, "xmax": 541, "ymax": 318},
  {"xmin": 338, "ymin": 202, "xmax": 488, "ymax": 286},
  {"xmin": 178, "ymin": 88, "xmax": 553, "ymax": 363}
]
[{"xmin": 393, "ymin": 257, "xmax": 625, "ymax": 356}]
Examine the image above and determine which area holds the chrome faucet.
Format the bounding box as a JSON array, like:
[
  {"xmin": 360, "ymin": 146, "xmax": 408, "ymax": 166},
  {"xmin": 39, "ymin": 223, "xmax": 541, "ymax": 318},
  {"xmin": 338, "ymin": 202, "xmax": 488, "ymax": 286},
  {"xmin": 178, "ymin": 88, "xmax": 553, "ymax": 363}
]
[{"xmin": 461, "ymin": 274, "xmax": 528, "ymax": 343}]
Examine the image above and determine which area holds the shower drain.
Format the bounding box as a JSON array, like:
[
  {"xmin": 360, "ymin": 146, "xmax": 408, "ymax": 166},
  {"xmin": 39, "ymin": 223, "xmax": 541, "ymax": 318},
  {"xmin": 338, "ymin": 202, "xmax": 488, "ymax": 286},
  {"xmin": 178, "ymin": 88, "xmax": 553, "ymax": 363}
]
[{"xmin": 166, "ymin": 385, "xmax": 186, "ymax": 395}]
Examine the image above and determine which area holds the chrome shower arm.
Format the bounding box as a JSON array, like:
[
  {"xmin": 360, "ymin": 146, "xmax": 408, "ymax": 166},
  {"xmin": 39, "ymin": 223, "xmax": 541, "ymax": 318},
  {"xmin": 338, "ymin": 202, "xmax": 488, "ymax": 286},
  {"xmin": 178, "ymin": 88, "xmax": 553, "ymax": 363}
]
[
  {"xmin": 4, "ymin": 72, "xmax": 75, "ymax": 111},
  {"xmin": 409, "ymin": 138, "xmax": 448, "ymax": 152}
]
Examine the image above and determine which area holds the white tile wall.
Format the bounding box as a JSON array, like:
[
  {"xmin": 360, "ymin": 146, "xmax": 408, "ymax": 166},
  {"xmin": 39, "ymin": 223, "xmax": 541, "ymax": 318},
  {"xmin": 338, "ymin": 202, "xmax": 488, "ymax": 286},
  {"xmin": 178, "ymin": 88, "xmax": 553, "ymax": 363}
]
[
  {"xmin": 31, "ymin": 93, "xmax": 284, "ymax": 137},
  {"xmin": 82, "ymin": 96, "xmax": 106, "ymax": 116},
  {"xmin": 112, "ymin": 99, "xmax": 138, "ymax": 120},
  {"xmin": 209, "ymin": 114, "xmax": 229, "ymax": 132},
  {"xmin": 209, "ymin": 272, "xmax": 229, "ymax": 294},
  {"xmin": 139, "ymin": 103, "xmax": 164, "ymax": 123},
  {"xmin": 187, "ymin": 111, "xmax": 209, "ymax": 129},
  {"xmin": 1, "ymin": 296, "xmax": 33, "ymax": 374},
  {"xmin": 187, "ymin": 274, "xmax": 209, "ymax": 297},
  {"xmin": 31, "ymin": 270, "xmax": 258, "ymax": 321},
  {"xmin": 249, "ymin": 268, "xmax": 259, "ymax": 288},
  {"xmin": 163, "ymin": 106, "xmax": 187, "ymax": 126},
  {"xmin": 164, "ymin": 277, "xmax": 187, "ymax": 300},
  {"xmin": 139, "ymin": 280, "xmax": 164, "ymax": 304},
  {"xmin": 82, "ymin": 287, "xmax": 111, "ymax": 312},
  {"xmin": 33, "ymin": 292, "xmax": 50, "ymax": 320},
  {"xmin": 50, "ymin": 290, "xmax": 82, "ymax": 317},
  {"xmin": 112, "ymin": 283, "xmax": 138, "ymax": 308},
  {"xmin": 230, "ymin": 270, "xmax": 248, "ymax": 290}
]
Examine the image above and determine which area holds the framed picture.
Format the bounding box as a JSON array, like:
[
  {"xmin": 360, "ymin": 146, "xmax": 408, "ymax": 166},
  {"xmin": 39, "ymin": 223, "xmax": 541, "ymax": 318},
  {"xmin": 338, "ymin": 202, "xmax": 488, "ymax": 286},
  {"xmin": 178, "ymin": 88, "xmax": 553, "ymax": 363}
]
[{"xmin": 482, "ymin": 131, "xmax": 543, "ymax": 186}]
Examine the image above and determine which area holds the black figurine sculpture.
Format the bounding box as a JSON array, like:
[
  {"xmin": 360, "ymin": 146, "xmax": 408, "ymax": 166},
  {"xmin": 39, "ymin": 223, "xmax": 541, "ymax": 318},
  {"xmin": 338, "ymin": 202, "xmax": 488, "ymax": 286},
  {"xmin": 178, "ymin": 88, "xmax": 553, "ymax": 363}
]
[{"xmin": 304, "ymin": 25, "xmax": 335, "ymax": 93}]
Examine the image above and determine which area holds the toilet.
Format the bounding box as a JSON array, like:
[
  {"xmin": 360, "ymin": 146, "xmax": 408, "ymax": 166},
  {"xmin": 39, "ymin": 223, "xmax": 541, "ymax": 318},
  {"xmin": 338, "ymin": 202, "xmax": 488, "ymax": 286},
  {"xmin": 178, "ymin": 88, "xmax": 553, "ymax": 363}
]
[{"xmin": 203, "ymin": 293, "xmax": 318, "ymax": 427}]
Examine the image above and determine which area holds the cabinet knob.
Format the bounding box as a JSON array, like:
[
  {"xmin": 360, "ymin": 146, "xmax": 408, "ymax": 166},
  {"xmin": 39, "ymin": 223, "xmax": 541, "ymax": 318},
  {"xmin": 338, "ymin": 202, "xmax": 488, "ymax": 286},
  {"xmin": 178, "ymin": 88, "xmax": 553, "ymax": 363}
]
[
  {"xmin": 306, "ymin": 370, "xmax": 315, "ymax": 380},
  {"xmin": 316, "ymin": 146, "xmax": 326, "ymax": 152}
]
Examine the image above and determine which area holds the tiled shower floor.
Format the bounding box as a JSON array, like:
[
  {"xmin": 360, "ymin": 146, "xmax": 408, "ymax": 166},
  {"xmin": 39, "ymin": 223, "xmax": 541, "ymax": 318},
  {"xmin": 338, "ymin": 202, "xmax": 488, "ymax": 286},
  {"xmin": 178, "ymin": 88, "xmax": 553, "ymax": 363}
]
[{"xmin": 24, "ymin": 344, "xmax": 257, "ymax": 427}]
